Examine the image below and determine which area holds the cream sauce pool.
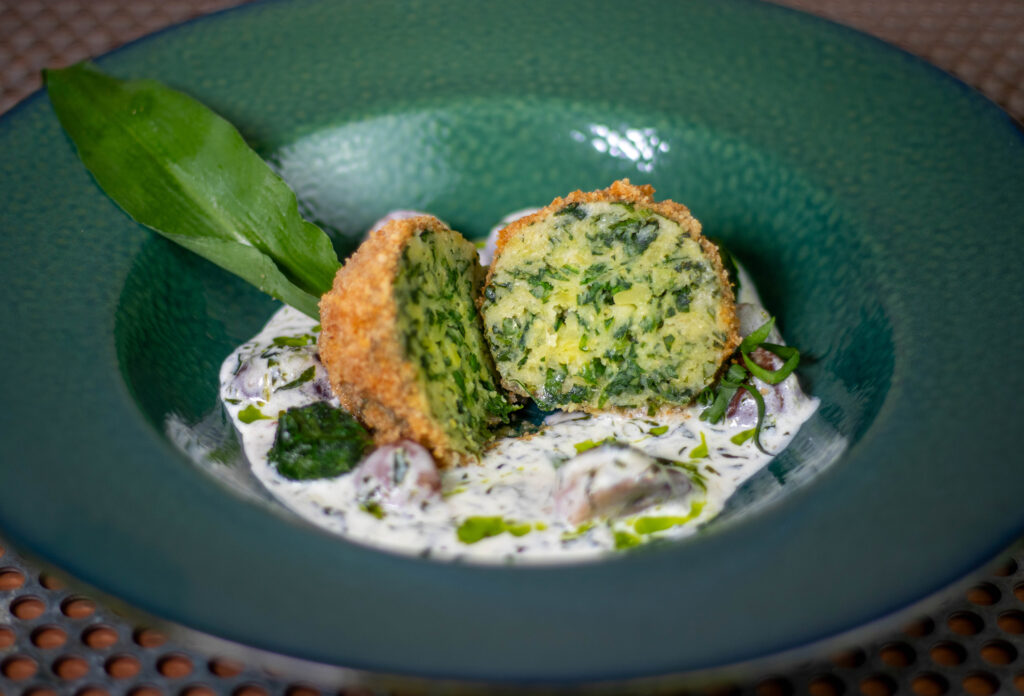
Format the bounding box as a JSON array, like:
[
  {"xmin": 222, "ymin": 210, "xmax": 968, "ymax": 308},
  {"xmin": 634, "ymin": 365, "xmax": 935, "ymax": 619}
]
[{"xmin": 218, "ymin": 214, "xmax": 818, "ymax": 564}]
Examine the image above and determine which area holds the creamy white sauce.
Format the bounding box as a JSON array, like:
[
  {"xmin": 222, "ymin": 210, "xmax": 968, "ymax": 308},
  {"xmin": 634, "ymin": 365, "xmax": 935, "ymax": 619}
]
[{"xmin": 218, "ymin": 216, "xmax": 818, "ymax": 564}]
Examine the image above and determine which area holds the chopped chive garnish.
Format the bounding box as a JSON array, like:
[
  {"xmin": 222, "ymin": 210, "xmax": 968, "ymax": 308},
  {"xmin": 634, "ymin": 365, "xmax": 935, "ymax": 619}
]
[
  {"xmin": 700, "ymin": 315, "xmax": 801, "ymax": 452},
  {"xmin": 739, "ymin": 384, "xmax": 769, "ymax": 454},
  {"xmin": 272, "ymin": 334, "xmax": 314, "ymax": 348},
  {"xmin": 277, "ymin": 365, "xmax": 315, "ymax": 391},
  {"xmin": 741, "ymin": 341, "xmax": 800, "ymax": 385},
  {"xmin": 738, "ymin": 317, "xmax": 775, "ymax": 353},
  {"xmin": 699, "ymin": 363, "xmax": 748, "ymax": 423}
]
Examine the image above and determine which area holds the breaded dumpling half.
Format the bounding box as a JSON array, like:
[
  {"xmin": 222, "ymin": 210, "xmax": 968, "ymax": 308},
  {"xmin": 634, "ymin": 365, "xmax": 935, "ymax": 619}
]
[
  {"xmin": 319, "ymin": 216, "xmax": 516, "ymax": 466},
  {"xmin": 480, "ymin": 180, "xmax": 739, "ymax": 414}
]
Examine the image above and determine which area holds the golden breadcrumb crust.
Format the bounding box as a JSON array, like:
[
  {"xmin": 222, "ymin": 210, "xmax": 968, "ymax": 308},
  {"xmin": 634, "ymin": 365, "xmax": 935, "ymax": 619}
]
[
  {"xmin": 483, "ymin": 179, "xmax": 741, "ymax": 408},
  {"xmin": 318, "ymin": 215, "xmax": 464, "ymax": 466}
]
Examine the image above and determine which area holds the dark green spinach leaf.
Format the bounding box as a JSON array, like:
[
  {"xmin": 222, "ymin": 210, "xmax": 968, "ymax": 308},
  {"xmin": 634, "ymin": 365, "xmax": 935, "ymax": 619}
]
[{"xmin": 268, "ymin": 402, "xmax": 373, "ymax": 480}]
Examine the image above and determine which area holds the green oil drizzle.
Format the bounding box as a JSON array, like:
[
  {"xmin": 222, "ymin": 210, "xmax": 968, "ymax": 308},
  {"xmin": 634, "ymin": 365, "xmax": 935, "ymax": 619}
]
[
  {"xmin": 633, "ymin": 500, "xmax": 706, "ymax": 535},
  {"xmin": 690, "ymin": 431, "xmax": 709, "ymax": 459},
  {"xmin": 457, "ymin": 516, "xmax": 533, "ymax": 544},
  {"xmin": 730, "ymin": 428, "xmax": 756, "ymax": 445},
  {"xmin": 238, "ymin": 404, "xmax": 270, "ymax": 423}
]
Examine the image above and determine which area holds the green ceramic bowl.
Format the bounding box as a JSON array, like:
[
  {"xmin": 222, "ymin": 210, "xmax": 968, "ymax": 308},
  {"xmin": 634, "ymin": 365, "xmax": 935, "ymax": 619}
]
[{"xmin": 1, "ymin": 0, "xmax": 1022, "ymax": 686}]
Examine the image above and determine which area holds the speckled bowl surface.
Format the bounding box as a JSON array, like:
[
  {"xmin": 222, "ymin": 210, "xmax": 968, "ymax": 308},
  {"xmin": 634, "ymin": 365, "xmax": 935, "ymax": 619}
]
[{"xmin": 1, "ymin": 0, "xmax": 1022, "ymax": 685}]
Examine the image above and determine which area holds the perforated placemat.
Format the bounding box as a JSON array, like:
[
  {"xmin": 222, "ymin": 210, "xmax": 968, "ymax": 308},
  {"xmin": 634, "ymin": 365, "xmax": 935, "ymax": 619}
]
[
  {"xmin": 1, "ymin": 1, "xmax": 1023, "ymax": 694},
  {"xmin": 2, "ymin": 538, "xmax": 1022, "ymax": 695}
]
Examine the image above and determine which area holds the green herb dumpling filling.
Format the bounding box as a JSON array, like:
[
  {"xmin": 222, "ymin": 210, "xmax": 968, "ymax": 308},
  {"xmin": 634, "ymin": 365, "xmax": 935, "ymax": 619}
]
[
  {"xmin": 393, "ymin": 226, "xmax": 519, "ymax": 454},
  {"xmin": 319, "ymin": 216, "xmax": 516, "ymax": 465},
  {"xmin": 480, "ymin": 180, "xmax": 739, "ymax": 413}
]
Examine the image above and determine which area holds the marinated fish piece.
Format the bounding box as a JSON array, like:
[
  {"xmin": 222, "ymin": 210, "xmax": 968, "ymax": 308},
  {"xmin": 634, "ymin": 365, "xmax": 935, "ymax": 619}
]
[
  {"xmin": 481, "ymin": 180, "xmax": 739, "ymax": 413},
  {"xmin": 353, "ymin": 441, "xmax": 441, "ymax": 515},
  {"xmin": 319, "ymin": 216, "xmax": 516, "ymax": 465},
  {"xmin": 554, "ymin": 443, "xmax": 695, "ymax": 525}
]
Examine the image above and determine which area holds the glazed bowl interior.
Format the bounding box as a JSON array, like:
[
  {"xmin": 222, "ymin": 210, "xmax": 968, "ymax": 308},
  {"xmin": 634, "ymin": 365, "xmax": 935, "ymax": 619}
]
[
  {"xmin": 2, "ymin": 0, "xmax": 1022, "ymax": 684},
  {"xmin": 116, "ymin": 98, "xmax": 884, "ymax": 523}
]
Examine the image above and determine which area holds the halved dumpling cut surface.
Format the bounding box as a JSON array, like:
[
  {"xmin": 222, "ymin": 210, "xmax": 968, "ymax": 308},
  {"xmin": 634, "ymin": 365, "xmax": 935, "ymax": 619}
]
[
  {"xmin": 480, "ymin": 180, "xmax": 739, "ymax": 413},
  {"xmin": 319, "ymin": 216, "xmax": 515, "ymax": 465}
]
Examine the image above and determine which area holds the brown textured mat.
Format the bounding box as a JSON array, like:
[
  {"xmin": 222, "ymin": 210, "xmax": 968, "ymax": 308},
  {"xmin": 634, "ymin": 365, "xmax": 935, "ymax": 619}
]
[
  {"xmin": 778, "ymin": 0, "xmax": 1024, "ymax": 121},
  {"xmin": 2, "ymin": 0, "xmax": 1021, "ymax": 120},
  {"xmin": 2, "ymin": 538, "xmax": 1022, "ymax": 694},
  {"xmin": 0, "ymin": 0, "xmax": 250, "ymax": 114},
  {"xmin": 1, "ymin": 1, "xmax": 1023, "ymax": 694}
]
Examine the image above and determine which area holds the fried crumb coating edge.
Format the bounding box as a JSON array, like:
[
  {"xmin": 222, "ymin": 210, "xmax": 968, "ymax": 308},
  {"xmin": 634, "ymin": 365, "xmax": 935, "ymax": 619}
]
[{"xmin": 318, "ymin": 215, "xmax": 466, "ymax": 467}]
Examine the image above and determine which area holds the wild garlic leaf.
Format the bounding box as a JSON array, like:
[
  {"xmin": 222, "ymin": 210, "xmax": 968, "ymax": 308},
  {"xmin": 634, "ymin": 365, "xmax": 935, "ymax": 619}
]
[
  {"xmin": 163, "ymin": 232, "xmax": 322, "ymax": 319},
  {"xmin": 45, "ymin": 62, "xmax": 340, "ymax": 319}
]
